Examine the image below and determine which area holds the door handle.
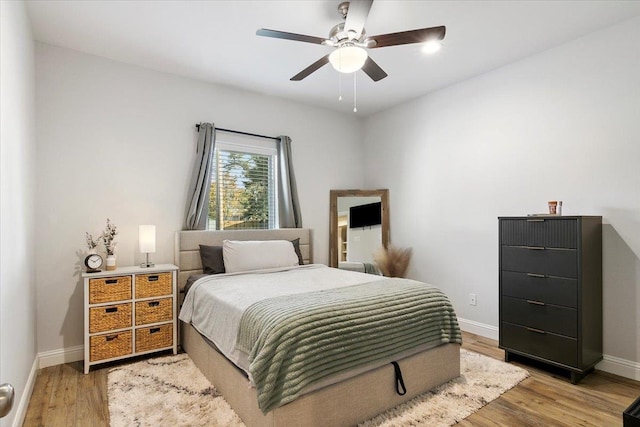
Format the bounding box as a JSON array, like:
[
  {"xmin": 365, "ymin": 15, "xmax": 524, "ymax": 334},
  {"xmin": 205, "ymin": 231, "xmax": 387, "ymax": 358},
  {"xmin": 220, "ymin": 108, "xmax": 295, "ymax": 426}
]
[{"xmin": 0, "ymin": 383, "xmax": 14, "ymax": 418}]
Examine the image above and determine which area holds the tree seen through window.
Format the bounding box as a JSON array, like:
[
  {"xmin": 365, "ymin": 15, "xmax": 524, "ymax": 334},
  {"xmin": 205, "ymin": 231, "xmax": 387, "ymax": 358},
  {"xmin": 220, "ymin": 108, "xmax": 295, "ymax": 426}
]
[{"xmin": 208, "ymin": 149, "xmax": 274, "ymax": 230}]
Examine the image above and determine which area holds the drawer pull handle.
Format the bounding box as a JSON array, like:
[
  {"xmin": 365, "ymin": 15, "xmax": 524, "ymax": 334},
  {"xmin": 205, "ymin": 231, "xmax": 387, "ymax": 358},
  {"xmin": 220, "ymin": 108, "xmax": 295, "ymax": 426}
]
[
  {"xmin": 526, "ymin": 246, "xmax": 545, "ymax": 250},
  {"xmin": 149, "ymin": 328, "xmax": 161, "ymax": 334},
  {"xmin": 105, "ymin": 307, "xmax": 118, "ymax": 313},
  {"xmin": 148, "ymin": 275, "xmax": 159, "ymax": 282},
  {"xmin": 526, "ymin": 300, "xmax": 546, "ymax": 306},
  {"xmin": 105, "ymin": 279, "xmax": 118, "ymax": 284},
  {"xmin": 527, "ymin": 273, "xmax": 546, "ymax": 278},
  {"xmin": 526, "ymin": 327, "xmax": 546, "ymax": 334},
  {"xmin": 526, "ymin": 219, "xmax": 545, "ymax": 222},
  {"xmin": 148, "ymin": 301, "xmax": 160, "ymax": 307},
  {"xmin": 105, "ymin": 335, "xmax": 118, "ymax": 341}
]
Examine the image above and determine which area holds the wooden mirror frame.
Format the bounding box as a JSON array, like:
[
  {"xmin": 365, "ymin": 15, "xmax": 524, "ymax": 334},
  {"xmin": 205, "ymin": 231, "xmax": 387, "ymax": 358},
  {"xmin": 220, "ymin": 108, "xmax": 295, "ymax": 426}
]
[{"xmin": 329, "ymin": 189, "xmax": 390, "ymax": 268}]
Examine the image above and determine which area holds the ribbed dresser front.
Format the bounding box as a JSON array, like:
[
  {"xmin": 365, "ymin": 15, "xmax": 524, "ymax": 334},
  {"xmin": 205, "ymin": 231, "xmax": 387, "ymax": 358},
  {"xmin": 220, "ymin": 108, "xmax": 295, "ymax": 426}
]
[{"xmin": 498, "ymin": 216, "xmax": 602, "ymax": 384}]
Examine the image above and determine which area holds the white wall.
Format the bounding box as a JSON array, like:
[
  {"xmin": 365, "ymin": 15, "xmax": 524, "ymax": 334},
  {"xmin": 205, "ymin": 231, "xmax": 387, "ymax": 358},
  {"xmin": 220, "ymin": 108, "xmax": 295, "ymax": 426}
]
[
  {"xmin": 363, "ymin": 17, "xmax": 640, "ymax": 369},
  {"xmin": 0, "ymin": 2, "xmax": 37, "ymax": 426},
  {"xmin": 35, "ymin": 44, "xmax": 364, "ymax": 354}
]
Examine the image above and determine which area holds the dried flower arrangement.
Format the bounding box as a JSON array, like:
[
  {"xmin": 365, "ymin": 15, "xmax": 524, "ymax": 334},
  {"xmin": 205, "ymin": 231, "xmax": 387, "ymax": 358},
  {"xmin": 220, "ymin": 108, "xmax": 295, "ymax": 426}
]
[
  {"xmin": 374, "ymin": 245, "xmax": 412, "ymax": 278},
  {"xmin": 101, "ymin": 218, "xmax": 118, "ymax": 256}
]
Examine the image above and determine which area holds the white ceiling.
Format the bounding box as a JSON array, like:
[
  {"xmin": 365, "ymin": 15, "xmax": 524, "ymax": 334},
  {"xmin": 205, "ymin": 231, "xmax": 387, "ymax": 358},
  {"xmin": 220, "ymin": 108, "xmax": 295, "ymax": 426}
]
[{"xmin": 25, "ymin": 0, "xmax": 640, "ymax": 116}]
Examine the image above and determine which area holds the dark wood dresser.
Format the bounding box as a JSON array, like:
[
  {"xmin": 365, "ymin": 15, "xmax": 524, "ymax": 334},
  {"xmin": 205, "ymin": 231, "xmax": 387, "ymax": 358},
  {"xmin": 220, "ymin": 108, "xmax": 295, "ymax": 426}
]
[{"xmin": 498, "ymin": 216, "xmax": 602, "ymax": 383}]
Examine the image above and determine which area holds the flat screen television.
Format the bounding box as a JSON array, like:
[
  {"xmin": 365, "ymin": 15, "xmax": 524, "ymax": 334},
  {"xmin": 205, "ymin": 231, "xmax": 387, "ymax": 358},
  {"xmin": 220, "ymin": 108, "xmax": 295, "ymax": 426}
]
[{"xmin": 349, "ymin": 202, "xmax": 382, "ymax": 228}]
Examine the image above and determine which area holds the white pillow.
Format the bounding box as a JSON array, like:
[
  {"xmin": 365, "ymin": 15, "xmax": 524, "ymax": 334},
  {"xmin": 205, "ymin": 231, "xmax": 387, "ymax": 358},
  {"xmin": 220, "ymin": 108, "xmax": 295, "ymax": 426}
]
[{"xmin": 222, "ymin": 240, "xmax": 300, "ymax": 273}]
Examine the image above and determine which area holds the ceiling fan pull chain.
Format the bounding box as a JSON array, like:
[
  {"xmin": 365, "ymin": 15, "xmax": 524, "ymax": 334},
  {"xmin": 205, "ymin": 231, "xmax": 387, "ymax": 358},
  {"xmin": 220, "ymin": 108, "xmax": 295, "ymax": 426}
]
[
  {"xmin": 353, "ymin": 72, "xmax": 358, "ymax": 113},
  {"xmin": 338, "ymin": 72, "xmax": 343, "ymax": 102}
]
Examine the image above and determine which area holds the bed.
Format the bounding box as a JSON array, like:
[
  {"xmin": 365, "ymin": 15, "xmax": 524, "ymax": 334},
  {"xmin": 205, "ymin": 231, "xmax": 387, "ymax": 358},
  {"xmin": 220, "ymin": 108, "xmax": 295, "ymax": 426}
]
[{"xmin": 176, "ymin": 228, "xmax": 461, "ymax": 427}]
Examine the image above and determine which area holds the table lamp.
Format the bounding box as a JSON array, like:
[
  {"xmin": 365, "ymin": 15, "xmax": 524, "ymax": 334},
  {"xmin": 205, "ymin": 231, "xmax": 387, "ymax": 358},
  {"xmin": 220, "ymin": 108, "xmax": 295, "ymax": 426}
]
[{"xmin": 139, "ymin": 225, "xmax": 156, "ymax": 268}]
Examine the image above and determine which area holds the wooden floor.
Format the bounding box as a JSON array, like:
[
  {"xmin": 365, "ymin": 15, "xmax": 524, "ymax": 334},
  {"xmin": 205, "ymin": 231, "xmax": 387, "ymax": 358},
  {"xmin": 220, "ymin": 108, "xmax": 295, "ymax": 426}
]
[{"xmin": 23, "ymin": 331, "xmax": 640, "ymax": 426}]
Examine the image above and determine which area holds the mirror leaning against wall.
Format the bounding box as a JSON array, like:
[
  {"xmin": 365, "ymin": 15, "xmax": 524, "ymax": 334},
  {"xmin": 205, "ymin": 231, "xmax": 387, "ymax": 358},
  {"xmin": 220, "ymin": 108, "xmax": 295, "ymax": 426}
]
[{"xmin": 329, "ymin": 189, "xmax": 390, "ymax": 270}]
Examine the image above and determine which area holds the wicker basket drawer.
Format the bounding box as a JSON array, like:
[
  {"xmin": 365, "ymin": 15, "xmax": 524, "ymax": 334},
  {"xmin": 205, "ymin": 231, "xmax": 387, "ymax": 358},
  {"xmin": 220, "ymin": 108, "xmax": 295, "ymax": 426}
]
[
  {"xmin": 90, "ymin": 330, "xmax": 132, "ymax": 362},
  {"xmin": 89, "ymin": 303, "xmax": 132, "ymax": 333},
  {"xmin": 135, "ymin": 298, "xmax": 173, "ymax": 326},
  {"xmin": 136, "ymin": 323, "xmax": 173, "ymax": 353},
  {"xmin": 135, "ymin": 272, "xmax": 172, "ymax": 298},
  {"xmin": 89, "ymin": 276, "xmax": 132, "ymax": 304}
]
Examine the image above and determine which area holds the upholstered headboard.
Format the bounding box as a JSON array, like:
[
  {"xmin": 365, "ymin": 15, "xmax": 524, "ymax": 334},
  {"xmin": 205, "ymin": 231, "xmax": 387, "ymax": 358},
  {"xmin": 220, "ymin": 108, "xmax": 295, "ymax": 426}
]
[{"xmin": 174, "ymin": 228, "xmax": 312, "ymax": 292}]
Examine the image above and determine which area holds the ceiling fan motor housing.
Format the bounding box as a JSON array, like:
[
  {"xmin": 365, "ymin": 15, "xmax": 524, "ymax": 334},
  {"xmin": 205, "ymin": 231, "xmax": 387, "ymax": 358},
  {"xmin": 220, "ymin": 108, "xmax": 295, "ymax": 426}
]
[{"xmin": 329, "ymin": 22, "xmax": 366, "ymax": 45}]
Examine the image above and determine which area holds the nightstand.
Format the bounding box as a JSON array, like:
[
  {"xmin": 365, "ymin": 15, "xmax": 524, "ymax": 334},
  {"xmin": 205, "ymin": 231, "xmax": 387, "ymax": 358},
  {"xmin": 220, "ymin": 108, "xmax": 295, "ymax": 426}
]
[{"xmin": 82, "ymin": 264, "xmax": 178, "ymax": 374}]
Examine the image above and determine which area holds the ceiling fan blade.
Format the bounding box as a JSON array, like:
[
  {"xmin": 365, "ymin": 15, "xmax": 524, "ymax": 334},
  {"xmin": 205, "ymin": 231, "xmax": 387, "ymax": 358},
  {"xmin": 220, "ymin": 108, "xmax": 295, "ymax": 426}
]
[
  {"xmin": 256, "ymin": 28, "xmax": 327, "ymax": 45},
  {"xmin": 361, "ymin": 57, "xmax": 388, "ymax": 82},
  {"xmin": 368, "ymin": 26, "xmax": 446, "ymax": 49},
  {"xmin": 344, "ymin": 0, "xmax": 373, "ymax": 39},
  {"xmin": 290, "ymin": 55, "xmax": 330, "ymax": 81}
]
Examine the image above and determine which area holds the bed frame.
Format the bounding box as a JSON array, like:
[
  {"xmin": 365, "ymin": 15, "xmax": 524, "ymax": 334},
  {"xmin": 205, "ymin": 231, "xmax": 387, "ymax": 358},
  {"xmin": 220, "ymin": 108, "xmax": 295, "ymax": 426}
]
[{"xmin": 175, "ymin": 229, "xmax": 460, "ymax": 427}]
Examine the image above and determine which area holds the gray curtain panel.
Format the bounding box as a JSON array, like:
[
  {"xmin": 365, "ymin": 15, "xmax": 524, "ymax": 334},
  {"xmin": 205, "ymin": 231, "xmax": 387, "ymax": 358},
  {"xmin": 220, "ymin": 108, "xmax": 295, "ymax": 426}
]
[
  {"xmin": 277, "ymin": 136, "xmax": 302, "ymax": 228},
  {"xmin": 184, "ymin": 123, "xmax": 216, "ymax": 230}
]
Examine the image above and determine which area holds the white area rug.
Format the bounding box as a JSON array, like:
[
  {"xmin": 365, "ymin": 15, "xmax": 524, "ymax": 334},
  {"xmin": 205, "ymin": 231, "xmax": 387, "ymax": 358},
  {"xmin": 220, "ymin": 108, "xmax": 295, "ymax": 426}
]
[{"xmin": 108, "ymin": 349, "xmax": 528, "ymax": 427}]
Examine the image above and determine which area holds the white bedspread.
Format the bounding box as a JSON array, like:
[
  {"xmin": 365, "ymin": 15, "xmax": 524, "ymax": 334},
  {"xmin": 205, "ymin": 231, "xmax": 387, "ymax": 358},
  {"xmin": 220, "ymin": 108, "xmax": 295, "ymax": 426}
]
[{"xmin": 179, "ymin": 264, "xmax": 386, "ymax": 376}]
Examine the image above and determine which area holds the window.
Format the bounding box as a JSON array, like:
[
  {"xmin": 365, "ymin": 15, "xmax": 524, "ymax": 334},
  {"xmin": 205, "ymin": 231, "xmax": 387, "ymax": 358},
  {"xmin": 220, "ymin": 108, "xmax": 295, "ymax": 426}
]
[{"xmin": 207, "ymin": 137, "xmax": 277, "ymax": 230}]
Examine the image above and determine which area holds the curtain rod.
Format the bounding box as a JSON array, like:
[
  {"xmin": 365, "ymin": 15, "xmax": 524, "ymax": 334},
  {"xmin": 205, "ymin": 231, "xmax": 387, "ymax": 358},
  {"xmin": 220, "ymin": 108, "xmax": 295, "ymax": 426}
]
[{"xmin": 195, "ymin": 124, "xmax": 279, "ymax": 141}]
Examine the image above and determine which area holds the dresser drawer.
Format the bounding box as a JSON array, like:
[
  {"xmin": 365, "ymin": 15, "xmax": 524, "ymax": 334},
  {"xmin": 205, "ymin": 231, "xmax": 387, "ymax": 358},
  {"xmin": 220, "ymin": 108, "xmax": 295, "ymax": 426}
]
[
  {"xmin": 90, "ymin": 330, "xmax": 132, "ymax": 362},
  {"xmin": 136, "ymin": 323, "xmax": 173, "ymax": 353},
  {"xmin": 501, "ymin": 271, "xmax": 577, "ymax": 308},
  {"xmin": 501, "ymin": 296, "xmax": 577, "ymax": 337},
  {"xmin": 501, "ymin": 246, "xmax": 577, "ymax": 278},
  {"xmin": 500, "ymin": 218, "xmax": 577, "ymax": 248},
  {"xmin": 135, "ymin": 272, "xmax": 172, "ymax": 298},
  {"xmin": 89, "ymin": 276, "xmax": 132, "ymax": 304},
  {"xmin": 89, "ymin": 302, "xmax": 132, "ymax": 333},
  {"xmin": 135, "ymin": 297, "xmax": 173, "ymax": 326},
  {"xmin": 501, "ymin": 322, "xmax": 577, "ymax": 367}
]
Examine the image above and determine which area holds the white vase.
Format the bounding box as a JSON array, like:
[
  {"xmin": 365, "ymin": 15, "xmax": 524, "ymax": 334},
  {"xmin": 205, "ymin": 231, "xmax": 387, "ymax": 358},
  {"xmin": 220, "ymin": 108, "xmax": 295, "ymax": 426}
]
[{"xmin": 106, "ymin": 254, "xmax": 117, "ymax": 271}]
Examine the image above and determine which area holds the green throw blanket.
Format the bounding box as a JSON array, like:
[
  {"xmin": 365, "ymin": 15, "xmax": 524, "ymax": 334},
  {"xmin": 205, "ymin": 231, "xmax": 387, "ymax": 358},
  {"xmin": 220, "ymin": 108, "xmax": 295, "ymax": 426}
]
[{"xmin": 236, "ymin": 278, "xmax": 462, "ymax": 413}]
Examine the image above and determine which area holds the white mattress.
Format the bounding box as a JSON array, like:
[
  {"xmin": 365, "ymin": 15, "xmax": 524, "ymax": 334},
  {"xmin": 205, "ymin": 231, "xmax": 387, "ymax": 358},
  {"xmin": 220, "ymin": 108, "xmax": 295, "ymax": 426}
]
[{"xmin": 179, "ymin": 264, "xmax": 386, "ymax": 377}]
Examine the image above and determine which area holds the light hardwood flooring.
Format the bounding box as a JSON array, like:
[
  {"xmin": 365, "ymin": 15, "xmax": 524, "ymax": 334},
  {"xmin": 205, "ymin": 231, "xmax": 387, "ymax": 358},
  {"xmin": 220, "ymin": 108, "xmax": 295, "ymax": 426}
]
[{"xmin": 23, "ymin": 331, "xmax": 640, "ymax": 426}]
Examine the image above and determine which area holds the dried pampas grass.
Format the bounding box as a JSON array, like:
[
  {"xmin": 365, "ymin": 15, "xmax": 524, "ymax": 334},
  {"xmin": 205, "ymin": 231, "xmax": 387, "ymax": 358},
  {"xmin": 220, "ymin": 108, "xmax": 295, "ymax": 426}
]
[{"xmin": 374, "ymin": 245, "xmax": 412, "ymax": 278}]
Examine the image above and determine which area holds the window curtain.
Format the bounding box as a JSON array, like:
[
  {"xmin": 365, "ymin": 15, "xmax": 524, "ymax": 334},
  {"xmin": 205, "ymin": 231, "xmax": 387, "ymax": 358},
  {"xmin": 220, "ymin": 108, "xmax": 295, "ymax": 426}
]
[
  {"xmin": 276, "ymin": 136, "xmax": 302, "ymax": 228},
  {"xmin": 184, "ymin": 123, "xmax": 215, "ymax": 230}
]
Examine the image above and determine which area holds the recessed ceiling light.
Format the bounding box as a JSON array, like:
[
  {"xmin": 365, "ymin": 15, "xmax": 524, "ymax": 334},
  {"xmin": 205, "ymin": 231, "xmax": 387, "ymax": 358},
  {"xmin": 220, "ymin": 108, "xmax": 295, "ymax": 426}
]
[{"xmin": 422, "ymin": 40, "xmax": 442, "ymax": 54}]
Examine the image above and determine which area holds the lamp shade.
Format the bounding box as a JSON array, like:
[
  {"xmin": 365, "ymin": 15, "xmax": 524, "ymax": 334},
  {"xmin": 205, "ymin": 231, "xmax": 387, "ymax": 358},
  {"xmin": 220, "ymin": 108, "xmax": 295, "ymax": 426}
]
[
  {"xmin": 139, "ymin": 225, "xmax": 156, "ymax": 253},
  {"xmin": 329, "ymin": 46, "xmax": 368, "ymax": 73}
]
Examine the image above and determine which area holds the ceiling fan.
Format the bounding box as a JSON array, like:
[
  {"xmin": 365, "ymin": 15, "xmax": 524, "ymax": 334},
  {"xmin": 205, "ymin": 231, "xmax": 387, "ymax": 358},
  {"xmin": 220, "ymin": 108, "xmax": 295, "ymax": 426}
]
[{"xmin": 256, "ymin": 0, "xmax": 446, "ymax": 82}]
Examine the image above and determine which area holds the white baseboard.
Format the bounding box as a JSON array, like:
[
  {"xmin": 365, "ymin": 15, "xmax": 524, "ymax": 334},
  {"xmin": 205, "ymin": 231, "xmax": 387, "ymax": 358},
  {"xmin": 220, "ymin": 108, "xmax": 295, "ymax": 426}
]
[
  {"xmin": 11, "ymin": 357, "xmax": 38, "ymax": 427},
  {"xmin": 457, "ymin": 317, "xmax": 499, "ymax": 341},
  {"xmin": 38, "ymin": 345, "xmax": 84, "ymax": 369},
  {"xmin": 458, "ymin": 318, "xmax": 640, "ymax": 381},
  {"xmin": 597, "ymin": 354, "xmax": 640, "ymax": 381}
]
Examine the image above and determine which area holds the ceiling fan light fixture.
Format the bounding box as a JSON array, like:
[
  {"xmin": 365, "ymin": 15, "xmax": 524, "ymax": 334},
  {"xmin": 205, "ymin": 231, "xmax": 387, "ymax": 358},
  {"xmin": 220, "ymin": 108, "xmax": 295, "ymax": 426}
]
[
  {"xmin": 422, "ymin": 40, "xmax": 442, "ymax": 54},
  {"xmin": 329, "ymin": 45, "xmax": 368, "ymax": 73}
]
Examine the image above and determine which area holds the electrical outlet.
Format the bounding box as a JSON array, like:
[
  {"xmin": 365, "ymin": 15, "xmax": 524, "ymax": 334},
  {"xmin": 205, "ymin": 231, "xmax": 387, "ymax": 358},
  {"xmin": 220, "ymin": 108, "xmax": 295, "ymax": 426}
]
[{"xmin": 469, "ymin": 293, "xmax": 477, "ymax": 306}]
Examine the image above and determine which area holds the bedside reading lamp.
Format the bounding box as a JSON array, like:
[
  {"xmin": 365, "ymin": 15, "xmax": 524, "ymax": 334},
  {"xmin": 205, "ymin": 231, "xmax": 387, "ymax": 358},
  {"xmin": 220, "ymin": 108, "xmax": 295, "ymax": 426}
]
[{"xmin": 139, "ymin": 225, "xmax": 156, "ymax": 268}]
